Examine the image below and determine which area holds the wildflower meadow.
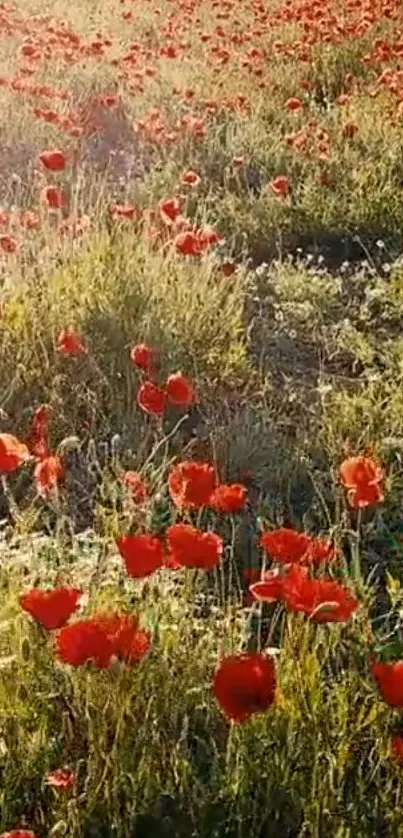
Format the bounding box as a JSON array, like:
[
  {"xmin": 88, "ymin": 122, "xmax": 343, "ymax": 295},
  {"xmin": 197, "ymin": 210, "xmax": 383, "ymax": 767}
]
[{"xmin": 2, "ymin": 0, "xmax": 403, "ymax": 836}]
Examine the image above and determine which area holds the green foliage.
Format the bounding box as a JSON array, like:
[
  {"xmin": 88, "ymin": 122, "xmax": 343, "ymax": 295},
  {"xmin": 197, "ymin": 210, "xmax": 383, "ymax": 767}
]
[{"xmin": 3, "ymin": 0, "xmax": 403, "ymax": 836}]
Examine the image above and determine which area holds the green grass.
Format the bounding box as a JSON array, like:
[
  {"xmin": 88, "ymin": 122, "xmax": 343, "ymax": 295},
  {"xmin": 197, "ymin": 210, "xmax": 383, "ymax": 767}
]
[
  {"xmin": 2, "ymin": 0, "xmax": 403, "ymax": 836},
  {"xmin": 0, "ymin": 563, "xmax": 400, "ymax": 838}
]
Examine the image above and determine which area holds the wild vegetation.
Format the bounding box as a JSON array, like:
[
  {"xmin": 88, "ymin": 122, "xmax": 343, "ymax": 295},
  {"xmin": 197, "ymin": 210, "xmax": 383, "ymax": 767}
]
[{"xmin": 2, "ymin": 0, "xmax": 403, "ymax": 836}]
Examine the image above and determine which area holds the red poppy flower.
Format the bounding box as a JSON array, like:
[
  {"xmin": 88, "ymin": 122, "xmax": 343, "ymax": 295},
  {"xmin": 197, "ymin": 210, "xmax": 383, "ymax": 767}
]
[
  {"xmin": 97, "ymin": 612, "xmax": 150, "ymax": 664},
  {"xmin": 174, "ymin": 230, "xmax": 204, "ymax": 256},
  {"xmin": 20, "ymin": 587, "xmax": 81, "ymax": 631},
  {"xmin": 210, "ymin": 483, "xmax": 246, "ymax": 513},
  {"xmin": 250, "ymin": 567, "xmax": 289, "ymax": 603},
  {"xmin": 180, "ymin": 169, "xmax": 201, "ymax": 186},
  {"xmin": 55, "ymin": 612, "xmax": 149, "ymax": 668},
  {"xmin": 284, "ymin": 567, "xmax": 358, "ymax": 623},
  {"xmin": 304, "ymin": 536, "xmax": 337, "ymax": 565},
  {"xmin": 340, "ymin": 456, "xmax": 383, "ymax": 487},
  {"xmin": 371, "ymin": 661, "xmax": 403, "ymax": 708},
  {"xmin": 26, "ymin": 404, "xmax": 51, "ymax": 459},
  {"xmin": 165, "ymin": 372, "xmax": 195, "ymax": 406},
  {"xmin": 0, "ymin": 433, "xmax": 30, "ymax": 473},
  {"xmin": 41, "ymin": 186, "xmax": 64, "ymax": 209},
  {"xmin": 260, "ymin": 528, "xmax": 311, "ymax": 564},
  {"xmin": 213, "ymin": 652, "xmax": 276, "ymax": 723},
  {"xmin": 116, "ymin": 533, "xmax": 164, "ymax": 578},
  {"xmin": 348, "ymin": 483, "xmax": 384, "ymax": 507},
  {"xmin": 122, "ymin": 471, "xmax": 148, "ymax": 503},
  {"xmin": 45, "ymin": 768, "xmax": 76, "ymax": 789},
  {"xmin": 57, "ymin": 329, "xmax": 86, "ymax": 356},
  {"xmin": 55, "ymin": 618, "xmax": 112, "ymax": 668},
  {"xmin": 390, "ymin": 733, "xmax": 403, "ymax": 764},
  {"xmin": 39, "ymin": 149, "xmax": 66, "ymax": 171},
  {"xmin": 269, "ymin": 175, "xmax": 290, "ymax": 197},
  {"xmin": 285, "ymin": 96, "xmax": 303, "ymax": 111},
  {"xmin": 137, "ymin": 381, "xmax": 167, "ymax": 415},
  {"xmin": 167, "ymin": 523, "xmax": 223, "ymax": 570},
  {"xmin": 168, "ymin": 460, "xmax": 216, "ymax": 509},
  {"xmin": 261, "ymin": 526, "xmax": 336, "ymax": 566},
  {"xmin": 130, "ymin": 343, "xmax": 155, "ymax": 373},
  {"xmin": 159, "ymin": 197, "xmax": 182, "ymax": 225},
  {"xmin": 339, "ymin": 456, "xmax": 384, "ymax": 507},
  {"xmin": 34, "ymin": 455, "xmax": 64, "ymax": 496},
  {"xmin": 0, "ymin": 234, "xmax": 18, "ymax": 253}
]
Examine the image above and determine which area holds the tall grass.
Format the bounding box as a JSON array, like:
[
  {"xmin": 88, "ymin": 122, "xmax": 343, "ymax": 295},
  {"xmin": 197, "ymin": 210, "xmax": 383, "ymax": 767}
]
[{"xmin": 1, "ymin": 0, "xmax": 403, "ymax": 836}]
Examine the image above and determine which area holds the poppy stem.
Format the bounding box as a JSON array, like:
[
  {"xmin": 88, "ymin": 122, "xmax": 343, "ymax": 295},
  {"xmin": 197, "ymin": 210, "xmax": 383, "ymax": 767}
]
[
  {"xmin": 351, "ymin": 508, "xmax": 362, "ymax": 584},
  {"xmin": 1, "ymin": 475, "xmax": 19, "ymax": 524},
  {"xmin": 225, "ymin": 721, "xmax": 236, "ymax": 773},
  {"xmin": 284, "ymin": 616, "xmax": 311, "ymax": 715},
  {"xmin": 141, "ymin": 412, "xmax": 190, "ymax": 471}
]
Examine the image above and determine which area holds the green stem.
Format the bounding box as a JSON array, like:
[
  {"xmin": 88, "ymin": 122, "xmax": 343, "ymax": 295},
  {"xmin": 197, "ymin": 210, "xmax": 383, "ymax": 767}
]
[{"xmin": 351, "ymin": 507, "xmax": 362, "ymax": 584}]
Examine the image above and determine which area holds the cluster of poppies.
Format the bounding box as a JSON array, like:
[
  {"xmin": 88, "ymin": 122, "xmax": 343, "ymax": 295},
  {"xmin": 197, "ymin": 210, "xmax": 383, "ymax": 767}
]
[
  {"xmin": 0, "ymin": 153, "xmax": 226, "ymax": 259},
  {"xmin": 131, "ymin": 340, "xmax": 196, "ymax": 415},
  {"xmin": 0, "ymin": 147, "xmax": 89, "ymax": 253},
  {"xmin": 15, "ymin": 446, "xmax": 402, "ymax": 783},
  {"xmin": 250, "ymin": 530, "xmax": 358, "ymax": 623},
  {"xmin": 20, "ymin": 587, "xmax": 150, "ymax": 668},
  {"xmin": 0, "ymin": 339, "xmax": 200, "ymax": 494},
  {"xmin": 16, "ymin": 457, "xmax": 248, "ymax": 678},
  {"xmin": 0, "ymin": 0, "xmax": 399, "ymax": 263},
  {"xmin": 143, "ymin": 195, "xmax": 224, "ymax": 257},
  {"xmin": 115, "ymin": 460, "xmax": 380, "ymax": 626},
  {"xmin": 0, "ymin": 0, "xmax": 400, "ymax": 265},
  {"xmin": 16, "ymin": 451, "xmax": 386, "ymax": 694},
  {"xmin": 0, "ymin": 141, "xmax": 291, "ymax": 258},
  {"xmin": 3, "ymin": 0, "xmax": 403, "ymax": 833},
  {"xmin": 0, "ymin": 418, "xmax": 63, "ymax": 498},
  {"xmin": 47, "ymin": 327, "xmax": 195, "ymax": 417},
  {"xmin": 5, "ymin": 323, "xmax": 400, "ymax": 787}
]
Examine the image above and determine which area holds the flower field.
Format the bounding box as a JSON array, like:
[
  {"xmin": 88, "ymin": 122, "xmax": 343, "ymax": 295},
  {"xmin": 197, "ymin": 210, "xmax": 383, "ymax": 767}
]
[{"xmin": 2, "ymin": 0, "xmax": 403, "ymax": 836}]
